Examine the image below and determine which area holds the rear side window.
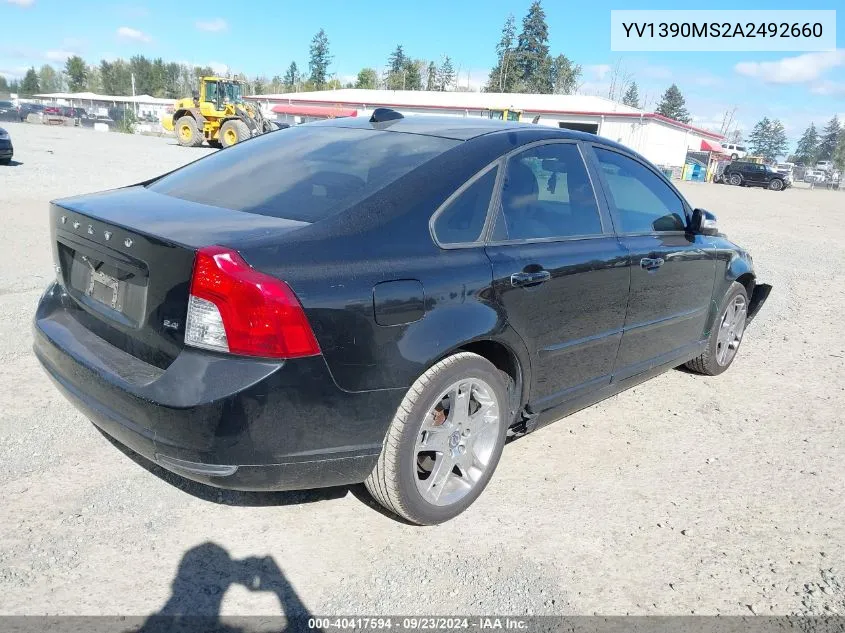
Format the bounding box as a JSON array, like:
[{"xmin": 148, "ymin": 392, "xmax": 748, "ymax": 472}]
[
  {"xmin": 149, "ymin": 126, "xmax": 459, "ymax": 223},
  {"xmin": 494, "ymin": 143, "xmax": 602, "ymax": 241},
  {"xmin": 594, "ymin": 147, "xmax": 686, "ymax": 233},
  {"xmin": 433, "ymin": 166, "xmax": 497, "ymax": 245}
]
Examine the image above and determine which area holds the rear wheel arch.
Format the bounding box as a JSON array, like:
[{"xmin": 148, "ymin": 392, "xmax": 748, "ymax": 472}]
[{"xmin": 434, "ymin": 338, "xmax": 530, "ymax": 428}]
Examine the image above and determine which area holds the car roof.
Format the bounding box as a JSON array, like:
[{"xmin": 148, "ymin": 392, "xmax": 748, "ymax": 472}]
[{"xmin": 308, "ymin": 113, "xmax": 623, "ymax": 146}]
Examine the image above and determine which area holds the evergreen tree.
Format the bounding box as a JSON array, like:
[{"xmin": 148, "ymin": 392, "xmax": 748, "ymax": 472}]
[
  {"xmin": 86, "ymin": 66, "xmax": 102, "ymax": 93},
  {"xmin": 283, "ymin": 62, "xmax": 299, "ymax": 91},
  {"xmin": 748, "ymin": 117, "xmax": 788, "ymax": 161},
  {"xmin": 308, "ymin": 29, "xmax": 332, "ymax": 89},
  {"xmin": 748, "ymin": 117, "xmax": 771, "ymax": 157},
  {"xmin": 655, "ymin": 84, "xmax": 691, "ymax": 123},
  {"xmin": 817, "ymin": 116, "xmax": 841, "ymax": 161},
  {"xmin": 436, "ymin": 56, "xmax": 455, "ymax": 91},
  {"xmin": 388, "ymin": 45, "xmax": 406, "ymax": 74},
  {"xmin": 355, "ymin": 68, "xmax": 377, "ymax": 89},
  {"xmin": 64, "ymin": 56, "xmax": 88, "ymax": 92},
  {"xmin": 794, "ymin": 123, "xmax": 819, "ymax": 164},
  {"xmin": 0, "ymin": 74, "xmax": 9, "ymax": 94},
  {"xmin": 38, "ymin": 65, "xmax": 60, "ymax": 93},
  {"xmin": 767, "ymin": 119, "xmax": 788, "ymax": 161},
  {"xmin": 385, "ymin": 45, "xmax": 406, "ymax": 90},
  {"xmin": 165, "ymin": 63, "xmax": 182, "ymax": 97},
  {"xmin": 403, "ymin": 59, "xmax": 423, "ymax": 90},
  {"xmin": 832, "ymin": 132, "xmax": 845, "ymax": 171},
  {"xmin": 485, "ymin": 14, "xmax": 517, "ymax": 92},
  {"xmin": 20, "ymin": 67, "xmax": 40, "ymax": 95},
  {"xmin": 548, "ymin": 54, "xmax": 580, "ymax": 95},
  {"xmin": 150, "ymin": 58, "xmax": 167, "ymax": 97},
  {"xmin": 426, "ymin": 62, "xmax": 436, "ymax": 91},
  {"xmin": 514, "ymin": 1, "xmax": 550, "ymax": 93},
  {"xmin": 622, "ymin": 81, "xmax": 640, "ymax": 108}
]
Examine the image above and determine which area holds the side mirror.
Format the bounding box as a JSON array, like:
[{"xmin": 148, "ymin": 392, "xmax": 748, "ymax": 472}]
[{"xmin": 691, "ymin": 208, "xmax": 719, "ymax": 235}]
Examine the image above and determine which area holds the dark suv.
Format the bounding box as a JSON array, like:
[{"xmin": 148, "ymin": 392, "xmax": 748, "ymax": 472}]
[{"xmin": 723, "ymin": 161, "xmax": 789, "ymax": 191}]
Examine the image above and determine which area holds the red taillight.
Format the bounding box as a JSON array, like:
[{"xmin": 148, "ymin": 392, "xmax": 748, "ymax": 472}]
[{"xmin": 187, "ymin": 246, "xmax": 320, "ymax": 359}]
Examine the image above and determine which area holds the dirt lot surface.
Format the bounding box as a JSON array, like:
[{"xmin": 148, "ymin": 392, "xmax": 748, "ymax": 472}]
[{"xmin": 1, "ymin": 122, "xmax": 843, "ymax": 618}]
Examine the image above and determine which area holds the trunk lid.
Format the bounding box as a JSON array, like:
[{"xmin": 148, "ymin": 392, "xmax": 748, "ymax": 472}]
[{"xmin": 50, "ymin": 186, "xmax": 308, "ymax": 368}]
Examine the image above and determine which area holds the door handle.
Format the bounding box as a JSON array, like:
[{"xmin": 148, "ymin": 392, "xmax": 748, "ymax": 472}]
[
  {"xmin": 640, "ymin": 257, "xmax": 665, "ymax": 270},
  {"xmin": 510, "ymin": 270, "xmax": 551, "ymax": 287}
]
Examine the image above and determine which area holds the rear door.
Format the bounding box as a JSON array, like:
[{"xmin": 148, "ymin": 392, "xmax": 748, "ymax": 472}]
[
  {"xmin": 748, "ymin": 164, "xmax": 766, "ymax": 185},
  {"xmin": 588, "ymin": 145, "xmax": 716, "ymax": 380},
  {"xmin": 484, "ymin": 141, "xmax": 629, "ymax": 411}
]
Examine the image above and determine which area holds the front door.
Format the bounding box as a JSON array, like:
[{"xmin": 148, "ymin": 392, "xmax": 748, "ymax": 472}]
[
  {"xmin": 589, "ymin": 145, "xmax": 716, "ymax": 380},
  {"xmin": 485, "ymin": 141, "xmax": 629, "ymax": 411}
]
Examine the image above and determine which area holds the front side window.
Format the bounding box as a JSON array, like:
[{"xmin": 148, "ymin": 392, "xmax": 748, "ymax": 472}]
[
  {"xmin": 205, "ymin": 81, "xmax": 218, "ymax": 104},
  {"xmin": 433, "ymin": 166, "xmax": 497, "ymax": 245},
  {"xmin": 494, "ymin": 143, "xmax": 602, "ymax": 241},
  {"xmin": 593, "ymin": 147, "xmax": 687, "ymax": 233}
]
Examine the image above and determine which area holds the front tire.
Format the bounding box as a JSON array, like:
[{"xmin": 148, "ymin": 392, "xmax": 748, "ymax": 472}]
[
  {"xmin": 729, "ymin": 174, "xmax": 742, "ymax": 186},
  {"xmin": 175, "ymin": 116, "xmax": 203, "ymax": 147},
  {"xmin": 219, "ymin": 119, "xmax": 250, "ymax": 148},
  {"xmin": 685, "ymin": 282, "xmax": 749, "ymax": 376},
  {"xmin": 365, "ymin": 352, "xmax": 510, "ymax": 525},
  {"xmin": 769, "ymin": 178, "xmax": 784, "ymax": 191}
]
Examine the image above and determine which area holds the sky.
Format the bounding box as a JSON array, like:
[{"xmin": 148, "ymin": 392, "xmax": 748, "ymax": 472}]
[{"xmin": 1, "ymin": 0, "xmax": 843, "ymax": 150}]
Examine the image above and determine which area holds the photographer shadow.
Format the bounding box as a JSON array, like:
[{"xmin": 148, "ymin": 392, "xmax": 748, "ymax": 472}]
[{"xmin": 136, "ymin": 542, "xmax": 321, "ymax": 633}]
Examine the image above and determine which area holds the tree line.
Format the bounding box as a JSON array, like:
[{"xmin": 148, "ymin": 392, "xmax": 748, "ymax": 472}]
[
  {"xmin": 0, "ymin": 0, "xmax": 757, "ymax": 138},
  {"xmin": 790, "ymin": 117, "xmax": 845, "ymax": 169}
]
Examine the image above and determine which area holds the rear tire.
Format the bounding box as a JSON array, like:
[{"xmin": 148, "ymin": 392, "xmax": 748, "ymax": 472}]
[
  {"xmin": 175, "ymin": 116, "xmax": 203, "ymax": 147},
  {"xmin": 685, "ymin": 282, "xmax": 749, "ymax": 376},
  {"xmin": 219, "ymin": 119, "xmax": 250, "ymax": 148},
  {"xmin": 365, "ymin": 352, "xmax": 510, "ymax": 525}
]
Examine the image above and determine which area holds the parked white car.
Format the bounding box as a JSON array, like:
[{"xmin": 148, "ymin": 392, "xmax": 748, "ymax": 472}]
[
  {"xmin": 804, "ymin": 169, "xmax": 826, "ymax": 184},
  {"xmin": 721, "ymin": 143, "xmax": 747, "ymax": 160},
  {"xmin": 775, "ymin": 163, "xmax": 795, "ymax": 183},
  {"xmin": 815, "ymin": 161, "xmax": 833, "ymax": 173}
]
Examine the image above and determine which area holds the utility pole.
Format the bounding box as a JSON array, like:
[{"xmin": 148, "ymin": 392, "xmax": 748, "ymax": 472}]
[{"xmin": 130, "ymin": 72, "xmax": 137, "ymax": 115}]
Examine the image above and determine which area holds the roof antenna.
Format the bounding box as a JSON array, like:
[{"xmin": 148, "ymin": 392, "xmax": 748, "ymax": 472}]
[
  {"xmin": 370, "ymin": 107, "xmax": 404, "ymax": 123},
  {"xmin": 531, "ymin": 115, "xmax": 541, "ymax": 124}
]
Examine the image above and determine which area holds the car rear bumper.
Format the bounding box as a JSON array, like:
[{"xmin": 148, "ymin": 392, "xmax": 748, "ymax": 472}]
[
  {"xmin": 0, "ymin": 140, "xmax": 12, "ymax": 159},
  {"xmin": 33, "ymin": 283, "xmax": 403, "ymax": 491}
]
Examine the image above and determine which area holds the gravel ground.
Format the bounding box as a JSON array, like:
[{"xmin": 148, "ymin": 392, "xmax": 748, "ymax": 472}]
[{"xmin": 0, "ymin": 122, "xmax": 843, "ymax": 618}]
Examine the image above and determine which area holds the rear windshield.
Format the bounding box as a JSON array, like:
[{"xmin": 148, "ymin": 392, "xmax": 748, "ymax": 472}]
[{"xmin": 149, "ymin": 126, "xmax": 460, "ymax": 223}]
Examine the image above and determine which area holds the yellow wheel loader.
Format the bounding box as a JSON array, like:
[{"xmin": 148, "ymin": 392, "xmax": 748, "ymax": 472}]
[
  {"xmin": 163, "ymin": 77, "xmax": 278, "ymax": 148},
  {"xmin": 486, "ymin": 107, "xmax": 523, "ymax": 122}
]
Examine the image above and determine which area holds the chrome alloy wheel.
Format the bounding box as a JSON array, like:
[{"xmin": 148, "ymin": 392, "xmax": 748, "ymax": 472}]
[
  {"xmin": 716, "ymin": 294, "xmax": 747, "ymax": 366},
  {"xmin": 413, "ymin": 378, "xmax": 501, "ymax": 507}
]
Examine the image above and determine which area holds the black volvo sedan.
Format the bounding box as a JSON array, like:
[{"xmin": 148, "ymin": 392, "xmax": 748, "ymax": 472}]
[{"xmin": 34, "ymin": 111, "xmax": 770, "ymax": 524}]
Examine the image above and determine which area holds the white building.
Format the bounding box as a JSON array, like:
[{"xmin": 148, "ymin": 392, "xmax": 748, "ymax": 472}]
[
  {"xmin": 247, "ymin": 89, "xmax": 723, "ymax": 168},
  {"xmin": 33, "ymin": 92, "xmax": 175, "ymax": 121}
]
